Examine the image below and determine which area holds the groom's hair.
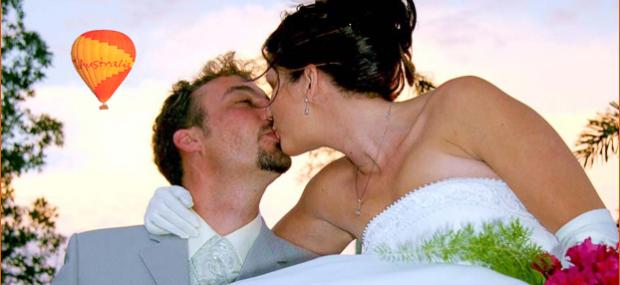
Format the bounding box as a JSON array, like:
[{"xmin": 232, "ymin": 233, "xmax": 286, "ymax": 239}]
[{"xmin": 152, "ymin": 52, "xmax": 256, "ymax": 185}]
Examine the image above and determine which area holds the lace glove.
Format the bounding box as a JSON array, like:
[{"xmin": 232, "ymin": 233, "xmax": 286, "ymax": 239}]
[
  {"xmin": 555, "ymin": 208, "xmax": 618, "ymax": 266},
  {"xmin": 144, "ymin": 186, "xmax": 200, "ymax": 238}
]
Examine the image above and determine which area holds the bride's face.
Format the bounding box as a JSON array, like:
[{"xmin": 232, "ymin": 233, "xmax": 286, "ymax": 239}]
[{"xmin": 265, "ymin": 68, "xmax": 313, "ymax": 156}]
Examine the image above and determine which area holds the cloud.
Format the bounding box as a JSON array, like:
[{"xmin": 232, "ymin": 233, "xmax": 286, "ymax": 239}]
[
  {"xmin": 14, "ymin": 80, "xmax": 171, "ymax": 234},
  {"xmin": 413, "ymin": 2, "xmax": 618, "ymax": 115},
  {"xmin": 139, "ymin": 3, "xmax": 287, "ymax": 82}
]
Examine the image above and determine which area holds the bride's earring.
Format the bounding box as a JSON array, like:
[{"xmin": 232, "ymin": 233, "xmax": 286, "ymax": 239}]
[{"xmin": 304, "ymin": 96, "xmax": 310, "ymax": 115}]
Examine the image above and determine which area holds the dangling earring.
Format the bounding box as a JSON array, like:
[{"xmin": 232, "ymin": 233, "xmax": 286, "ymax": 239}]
[{"xmin": 304, "ymin": 96, "xmax": 310, "ymax": 115}]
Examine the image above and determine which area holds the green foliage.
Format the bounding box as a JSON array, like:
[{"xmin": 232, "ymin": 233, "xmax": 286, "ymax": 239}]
[
  {"xmin": 2, "ymin": 0, "xmax": 66, "ymax": 284},
  {"xmin": 413, "ymin": 72, "xmax": 435, "ymax": 96},
  {"xmin": 574, "ymin": 101, "xmax": 619, "ymax": 168},
  {"xmin": 2, "ymin": 0, "xmax": 63, "ymax": 183},
  {"xmin": 2, "ymin": 185, "xmax": 64, "ymax": 284},
  {"xmin": 374, "ymin": 220, "xmax": 547, "ymax": 285}
]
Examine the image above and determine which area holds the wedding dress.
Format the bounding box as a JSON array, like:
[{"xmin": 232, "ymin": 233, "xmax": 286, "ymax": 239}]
[{"xmin": 233, "ymin": 177, "xmax": 561, "ymax": 285}]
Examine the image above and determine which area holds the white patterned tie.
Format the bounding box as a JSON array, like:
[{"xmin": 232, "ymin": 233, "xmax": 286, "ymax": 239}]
[{"xmin": 190, "ymin": 235, "xmax": 242, "ymax": 285}]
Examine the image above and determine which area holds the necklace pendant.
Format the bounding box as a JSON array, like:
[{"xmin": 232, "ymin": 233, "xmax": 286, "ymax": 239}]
[{"xmin": 355, "ymin": 199, "xmax": 362, "ymax": 216}]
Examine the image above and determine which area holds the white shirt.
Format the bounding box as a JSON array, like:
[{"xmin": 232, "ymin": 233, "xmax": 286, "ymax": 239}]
[{"xmin": 188, "ymin": 211, "xmax": 262, "ymax": 264}]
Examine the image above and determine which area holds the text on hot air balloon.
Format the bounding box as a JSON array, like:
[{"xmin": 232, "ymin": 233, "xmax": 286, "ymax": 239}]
[{"xmin": 73, "ymin": 58, "xmax": 133, "ymax": 70}]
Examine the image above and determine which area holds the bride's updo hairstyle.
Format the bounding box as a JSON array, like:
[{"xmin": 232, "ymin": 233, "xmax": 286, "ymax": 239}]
[{"xmin": 262, "ymin": 0, "xmax": 417, "ymax": 101}]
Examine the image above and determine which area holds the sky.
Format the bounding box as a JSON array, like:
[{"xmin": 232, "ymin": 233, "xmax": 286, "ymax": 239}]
[{"xmin": 10, "ymin": 0, "xmax": 619, "ymax": 258}]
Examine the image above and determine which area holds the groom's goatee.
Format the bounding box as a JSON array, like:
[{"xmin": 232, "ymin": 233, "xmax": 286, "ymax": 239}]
[{"xmin": 257, "ymin": 144, "xmax": 291, "ymax": 173}]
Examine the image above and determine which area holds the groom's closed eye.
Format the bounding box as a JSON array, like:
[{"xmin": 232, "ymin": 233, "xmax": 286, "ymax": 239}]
[
  {"xmin": 237, "ymin": 94, "xmax": 269, "ymax": 108},
  {"xmin": 237, "ymin": 98, "xmax": 258, "ymax": 107},
  {"xmin": 224, "ymin": 85, "xmax": 269, "ymax": 108}
]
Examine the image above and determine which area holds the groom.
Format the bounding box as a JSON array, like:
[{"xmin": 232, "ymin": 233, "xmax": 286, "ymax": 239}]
[{"xmin": 52, "ymin": 53, "xmax": 316, "ymax": 285}]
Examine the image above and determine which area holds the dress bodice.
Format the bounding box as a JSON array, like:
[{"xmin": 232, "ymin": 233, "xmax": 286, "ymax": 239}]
[{"xmin": 362, "ymin": 177, "xmax": 560, "ymax": 258}]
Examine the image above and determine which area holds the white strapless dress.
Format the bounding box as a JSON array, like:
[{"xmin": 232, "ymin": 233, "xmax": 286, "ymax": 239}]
[{"xmin": 234, "ymin": 178, "xmax": 560, "ymax": 285}]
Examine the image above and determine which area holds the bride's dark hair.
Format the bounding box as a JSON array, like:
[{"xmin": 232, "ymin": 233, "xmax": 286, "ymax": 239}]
[{"xmin": 262, "ymin": 0, "xmax": 417, "ymax": 101}]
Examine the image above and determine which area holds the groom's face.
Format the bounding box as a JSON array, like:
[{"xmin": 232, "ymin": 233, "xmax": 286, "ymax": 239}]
[{"xmin": 194, "ymin": 76, "xmax": 291, "ymax": 173}]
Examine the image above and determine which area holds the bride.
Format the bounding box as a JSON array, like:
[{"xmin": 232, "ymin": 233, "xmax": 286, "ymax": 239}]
[{"xmin": 145, "ymin": 0, "xmax": 617, "ymax": 283}]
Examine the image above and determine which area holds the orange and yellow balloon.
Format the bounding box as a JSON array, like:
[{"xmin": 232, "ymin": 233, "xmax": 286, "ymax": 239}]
[{"xmin": 71, "ymin": 30, "xmax": 135, "ymax": 110}]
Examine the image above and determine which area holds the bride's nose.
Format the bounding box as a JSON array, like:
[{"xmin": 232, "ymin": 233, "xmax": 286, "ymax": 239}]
[{"xmin": 263, "ymin": 106, "xmax": 273, "ymax": 122}]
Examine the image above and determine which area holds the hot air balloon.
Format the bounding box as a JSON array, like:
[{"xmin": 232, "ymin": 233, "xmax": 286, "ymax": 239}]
[{"xmin": 71, "ymin": 30, "xmax": 135, "ymax": 110}]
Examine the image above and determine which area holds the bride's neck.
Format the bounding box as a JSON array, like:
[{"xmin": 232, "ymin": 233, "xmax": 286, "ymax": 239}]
[{"xmin": 323, "ymin": 98, "xmax": 406, "ymax": 175}]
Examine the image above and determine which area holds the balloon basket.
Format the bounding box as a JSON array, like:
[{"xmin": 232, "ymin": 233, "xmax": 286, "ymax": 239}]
[{"xmin": 99, "ymin": 104, "xmax": 109, "ymax": 110}]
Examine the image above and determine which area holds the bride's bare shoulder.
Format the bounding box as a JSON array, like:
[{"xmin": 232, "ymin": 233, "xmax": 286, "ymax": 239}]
[
  {"xmin": 429, "ymin": 76, "xmax": 510, "ymax": 109},
  {"xmin": 420, "ymin": 75, "xmax": 520, "ymax": 127},
  {"xmin": 298, "ymin": 157, "xmax": 355, "ymax": 205},
  {"xmin": 306, "ymin": 157, "xmax": 354, "ymax": 191}
]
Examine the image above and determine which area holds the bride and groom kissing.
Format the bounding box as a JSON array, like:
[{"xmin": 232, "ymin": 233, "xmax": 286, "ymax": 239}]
[{"xmin": 53, "ymin": 0, "xmax": 618, "ymax": 284}]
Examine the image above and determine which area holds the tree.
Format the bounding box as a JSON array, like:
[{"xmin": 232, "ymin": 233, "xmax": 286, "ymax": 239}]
[
  {"xmin": 2, "ymin": 0, "xmax": 65, "ymax": 283},
  {"xmin": 574, "ymin": 101, "xmax": 619, "ymax": 168}
]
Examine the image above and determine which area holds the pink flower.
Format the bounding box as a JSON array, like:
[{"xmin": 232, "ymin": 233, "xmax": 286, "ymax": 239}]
[
  {"xmin": 546, "ymin": 266, "xmax": 591, "ymax": 285},
  {"xmin": 544, "ymin": 238, "xmax": 618, "ymax": 285}
]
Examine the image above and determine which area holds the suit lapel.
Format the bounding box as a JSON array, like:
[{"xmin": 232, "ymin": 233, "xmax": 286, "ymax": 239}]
[
  {"xmin": 140, "ymin": 234, "xmax": 190, "ymax": 285},
  {"xmin": 238, "ymin": 219, "xmax": 288, "ymax": 279}
]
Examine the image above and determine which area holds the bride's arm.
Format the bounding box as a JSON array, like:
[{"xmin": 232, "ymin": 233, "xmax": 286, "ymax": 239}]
[
  {"xmin": 273, "ymin": 158, "xmax": 356, "ymax": 255},
  {"xmin": 142, "ymin": 161, "xmax": 355, "ymax": 254},
  {"xmin": 441, "ymin": 76, "xmax": 616, "ymax": 250}
]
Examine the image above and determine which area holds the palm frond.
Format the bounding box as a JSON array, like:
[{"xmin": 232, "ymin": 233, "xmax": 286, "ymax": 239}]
[
  {"xmin": 413, "ymin": 72, "xmax": 436, "ymax": 95},
  {"xmin": 574, "ymin": 101, "xmax": 619, "ymax": 168}
]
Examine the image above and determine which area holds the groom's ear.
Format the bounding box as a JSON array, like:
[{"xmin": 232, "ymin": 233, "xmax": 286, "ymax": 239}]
[{"xmin": 173, "ymin": 128, "xmax": 202, "ymax": 153}]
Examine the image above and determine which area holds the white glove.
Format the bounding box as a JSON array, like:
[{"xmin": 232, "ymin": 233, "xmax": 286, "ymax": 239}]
[
  {"xmin": 144, "ymin": 186, "xmax": 200, "ymax": 238},
  {"xmin": 554, "ymin": 208, "xmax": 618, "ymax": 266}
]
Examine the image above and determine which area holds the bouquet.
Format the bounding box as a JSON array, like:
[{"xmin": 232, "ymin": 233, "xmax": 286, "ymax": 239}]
[
  {"xmin": 375, "ymin": 220, "xmax": 618, "ymax": 285},
  {"xmin": 532, "ymin": 238, "xmax": 618, "ymax": 285}
]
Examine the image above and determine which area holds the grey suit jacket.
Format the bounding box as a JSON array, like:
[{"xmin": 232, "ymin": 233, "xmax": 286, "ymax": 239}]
[{"xmin": 52, "ymin": 219, "xmax": 316, "ymax": 285}]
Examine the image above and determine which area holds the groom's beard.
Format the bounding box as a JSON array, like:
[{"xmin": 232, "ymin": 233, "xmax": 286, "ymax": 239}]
[
  {"xmin": 257, "ymin": 143, "xmax": 291, "ymax": 173},
  {"xmin": 256, "ymin": 124, "xmax": 291, "ymax": 173}
]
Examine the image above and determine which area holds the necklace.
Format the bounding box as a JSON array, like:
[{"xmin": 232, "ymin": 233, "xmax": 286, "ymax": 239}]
[{"xmin": 355, "ymin": 102, "xmax": 394, "ymax": 216}]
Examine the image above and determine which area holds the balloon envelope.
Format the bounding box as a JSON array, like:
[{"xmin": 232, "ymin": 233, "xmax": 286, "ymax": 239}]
[{"xmin": 71, "ymin": 30, "xmax": 135, "ymax": 109}]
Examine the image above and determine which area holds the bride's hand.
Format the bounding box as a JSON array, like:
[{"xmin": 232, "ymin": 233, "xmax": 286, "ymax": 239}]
[
  {"xmin": 554, "ymin": 209, "xmax": 617, "ymax": 266},
  {"xmin": 144, "ymin": 186, "xmax": 200, "ymax": 238}
]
